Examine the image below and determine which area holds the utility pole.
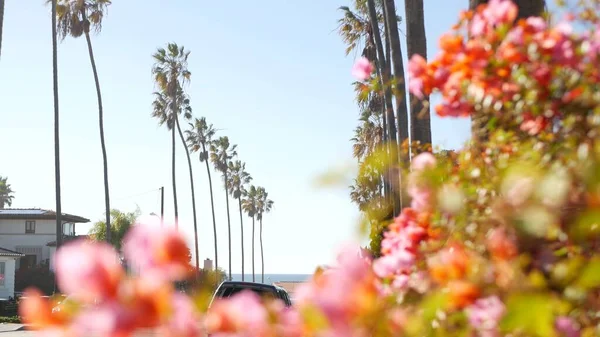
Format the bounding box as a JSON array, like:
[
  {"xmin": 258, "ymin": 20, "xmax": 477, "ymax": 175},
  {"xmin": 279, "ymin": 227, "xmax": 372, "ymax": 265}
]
[{"xmin": 160, "ymin": 186, "xmax": 164, "ymax": 226}]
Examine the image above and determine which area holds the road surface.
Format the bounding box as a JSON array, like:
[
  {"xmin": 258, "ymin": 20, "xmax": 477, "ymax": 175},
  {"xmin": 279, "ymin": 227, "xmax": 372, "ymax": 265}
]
[{"xmin": 0, "ymin": 325, "xmax": 159, "ymax": 337}]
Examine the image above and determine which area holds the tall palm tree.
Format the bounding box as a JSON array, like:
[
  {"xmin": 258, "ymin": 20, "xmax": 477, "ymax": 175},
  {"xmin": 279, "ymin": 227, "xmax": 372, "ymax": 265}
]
[
  {"xmin": 51, "ymin": 0, "xmax": 112, "ymax": 242},
  {"xmin": 380, "ymin": 0, "xmax": 409, "ymax": 153},
  {"xmin": 227, "ymin": 160, "xmax": 252, "ymax": 281},
  {"xmin": 0, "ymin": 0, "xmax": 5, "ymax": 58},
  {"xmin": 242, "ymin": 185, "xmax": 259, "ymax": 282},
  {"xmin": 51, "ymin": 0, "xmax": 63, "ymax": 250},
  {"xmin": 404, "ymin": 0, "xmax": 431, "ymax": 146},
  {"xmin": 151, "ymin": 43, "xmax": 191, "ymax": 229},
  {"xmin": 0, "ymin": 176, "xmax": 15, "ymax": 209},
  {"xmin": 174, "ymin": 99, "xmax": 199, "ymax": 270},
  {"xmin": 256, "ymin": 187, "xmax": 273, "ymax": 283},
  {"xmin": 210, "ymin": 136, "xmax": 237, "ymax": 281},
  {"xmin": 366, "ymin": 0, "xmax": 400, "ymax": 213},
  {"xmin": 186, "ymin": 117, "xmax": 219, "ymax": 270}
]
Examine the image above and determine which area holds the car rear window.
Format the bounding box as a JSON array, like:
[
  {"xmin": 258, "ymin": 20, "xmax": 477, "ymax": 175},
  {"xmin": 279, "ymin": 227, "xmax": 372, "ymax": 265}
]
[{"xmin": 217, "ymin": 286, "xmax": 278, "ymax": 300}]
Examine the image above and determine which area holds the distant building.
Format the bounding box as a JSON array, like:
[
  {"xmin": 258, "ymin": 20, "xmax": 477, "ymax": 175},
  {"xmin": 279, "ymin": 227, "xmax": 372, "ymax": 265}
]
[{"xmin": 203, "ymin": 258, "xmax": 213, "ymax": 271}]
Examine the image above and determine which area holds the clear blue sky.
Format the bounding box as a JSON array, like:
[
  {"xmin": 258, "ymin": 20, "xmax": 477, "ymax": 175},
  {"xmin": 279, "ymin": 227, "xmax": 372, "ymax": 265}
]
[{"xmin": 0, "ymin": 0, "xmax": 470, "ymax": 274}]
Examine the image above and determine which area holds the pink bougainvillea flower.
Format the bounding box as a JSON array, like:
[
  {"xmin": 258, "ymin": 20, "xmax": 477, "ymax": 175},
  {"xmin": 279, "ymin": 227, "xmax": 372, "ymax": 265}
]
[
  {"xmin": 205, "ymin": 291, "xmax": 269, "ymax": 335},
  {"xmin": 123, "ymin": 219, "xmax": 191, "ymax": 280},
  {"xmin": 55, "ymin": 240, "xmax": 124, "ymax": 303},
  {"xmin": 555, "ymin": 316, "xmax": 581, "ymax": 337},
  {"xmin": 71, "ymin": 301, "xmax": 136, "ymax": 337},
  {"xmin": 466, "ymin": 296, "xmax": 505, "ymax": 333},
  {"xmin": 352, "ymin": 57, "xmax": 374, "ymax": 81},
  {"xmin": 372, "ymin": 251, "xmax": 415, "ymax": 279},
  {"xmin": 482, "ymin": 0, "xmax": 517, "ymax": 26},
  {"xmin": 411, "ymin": 152, "xmax": 436, "ymax": 171},
  {"xmin": 161, "ymin": 294, "xmax": 203, "ymax": 337},
  {"xmin": 408, "ymin": 54, "xmax": 428, "ymax": 98},
  {"xmin": 407, "ymin": 184, "xmax": 433, "ymax": 212}
]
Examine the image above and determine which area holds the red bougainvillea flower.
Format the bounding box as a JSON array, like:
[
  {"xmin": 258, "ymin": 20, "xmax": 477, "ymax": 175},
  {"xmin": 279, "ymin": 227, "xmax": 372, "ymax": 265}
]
[
  {"xmin": 352, "ymin": 57, "xmax": 374, "ymax": 81},
  {"xmin": 54, "ymin": 240, "xmax": 124, "ymax": 303},
  {"xmin": 123, "ymin": 218, "xmax": 191, "ymax": 280}
]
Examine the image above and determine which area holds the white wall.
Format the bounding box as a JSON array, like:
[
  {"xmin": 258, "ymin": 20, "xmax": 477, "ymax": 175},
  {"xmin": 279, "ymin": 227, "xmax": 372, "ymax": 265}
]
[
  {"xmin": 0, "ymin": 219, "xmax": 75, "ymax": 271},
  {"xmin": 0, "ymin": 258, "xmax": 16, "ymax": 299}
]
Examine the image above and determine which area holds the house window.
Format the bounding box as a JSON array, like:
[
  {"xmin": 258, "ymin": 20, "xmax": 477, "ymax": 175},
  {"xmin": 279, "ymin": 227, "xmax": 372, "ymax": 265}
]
[
  {"xmin": 20, "ymin": 255, "xmax": 37, "ymax": 270},
  {"xmin": 0, "ymin": 262, "xmax": 5, "ymax": 286},
  {"xmin": 25, "ymin": 221, "xmax": 36, "ymax": 234}
]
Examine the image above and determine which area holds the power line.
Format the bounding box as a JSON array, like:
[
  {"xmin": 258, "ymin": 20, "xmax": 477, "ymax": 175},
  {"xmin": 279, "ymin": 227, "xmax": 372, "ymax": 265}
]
[{"xmin": 113, "ymin": 188, "xmax": 161, "ymax": 201}]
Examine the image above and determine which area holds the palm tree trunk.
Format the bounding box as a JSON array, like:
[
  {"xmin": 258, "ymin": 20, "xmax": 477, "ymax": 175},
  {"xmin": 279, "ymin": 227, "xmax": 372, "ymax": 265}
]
[
  {"xmin": 251, "ymin": 215, "xmax": 255, "ymax": 282},
  {"xmin": 224, "ymin": 172, "xmax": 232, "ymax": 281},
  {"xmin": 404, "ymin": 0, "xmax": 431, "ymax": 146},
  {"xmin": 84, "ymin": 31, "xmax": 111, "ymax": 242},
  {"xmin": 172, "ymin": 123, "xmax": 179, "ymax": 229},
  {"xmin": 51, "ymin": 0, "xmax": 62, "ymax": 251},
  {"xmin": 176, "ymin": 117, "xmax": 199, "ymax": 270},
  {"xmin": 0, "ymin": 0, "xmax": 5, "ymax": 59},
  {"xmin": 203, "ymin": 144, "xmax": 219, "ymax": 271},
  {"xmin": 260, "ymin": 218, "xmax": 264, "ymax": 283},
  {"xmin": 238, "ymin": 198, "xmax": 244, "ymax": 281},
  {"xmin": 366, "ymin": 0, "xmax": 399, "ymax": 213}
]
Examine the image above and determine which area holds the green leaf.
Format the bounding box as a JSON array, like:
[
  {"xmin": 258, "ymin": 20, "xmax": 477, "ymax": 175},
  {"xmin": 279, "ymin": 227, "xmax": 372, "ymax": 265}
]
[
  {"xmin": 574, "ymin": 257, "xmax": 600, "ymax": 289},
  {"xmin": 500, "ymin": 293, "xmax": 556, "ymax": 337}
]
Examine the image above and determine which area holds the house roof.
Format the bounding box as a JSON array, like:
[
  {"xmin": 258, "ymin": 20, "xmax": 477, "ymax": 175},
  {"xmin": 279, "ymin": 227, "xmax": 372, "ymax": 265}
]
[
  {"xmin": 46, "ymin": 235, "xmax": 89, "ymax": 247},
  {"xmin": 0, "ymin": 247, "xmax": 24, "ymax": 257},
  {"xmin": 0, "ymin": 208, "xmax": 90, "ymax": 223}
]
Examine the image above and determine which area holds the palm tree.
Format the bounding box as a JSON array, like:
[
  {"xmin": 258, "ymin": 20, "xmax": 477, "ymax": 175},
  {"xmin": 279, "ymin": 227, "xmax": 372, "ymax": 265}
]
[
  {"xmin": 242, "ymin": 185, "xmax": 259, "ymax": 282},
  {"xmin": 404, "ymin": 0, "xmax": 431, "ymax": 146},
  {"xmin": 380, "ymin": 0, "xmax": 410, "ymax": 152},
  {"xmin": 152, "ymin": 43, "xmax": 191, "ymax": 229},
  {"xmin": 0, "ymin": 176, "xmax": 15, "ymax": 209},
  {"xmin": 186, "ymin": 117, "xmax": 219, "ymax": 271},
  {"xmin": 51, "ymin": 0, "xmax": 63, "ymax": 250},
  {"xmin": 210, "ymin": 136, "xmax": 237, "ymax": 281},
  {"xmin": 227, "ymin": 160, "xmax": 252, "ymax": 281},
  {"xmin": 0, "ymin": 0, "xmax": 5, "ymax": 58},
  {"xmin": 174, "ymin": 99, "xmax": 199, "ymax": 270},
  {"xmin": 51, "ymin": 0, "xmax": 112, "ymax": 242},
  {"xmin": 89, "ymin": 208, "xmax": 139, "ymax": 251},
  {"xmin": 256, "ymin": 187, "xmax": 273, "ymax": 283}
]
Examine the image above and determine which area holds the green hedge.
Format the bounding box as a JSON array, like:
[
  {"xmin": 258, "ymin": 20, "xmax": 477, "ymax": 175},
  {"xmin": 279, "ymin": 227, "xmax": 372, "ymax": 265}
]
[{"xmin": 0, "ymin": 316, "xmax": 21, "ymax": 324}]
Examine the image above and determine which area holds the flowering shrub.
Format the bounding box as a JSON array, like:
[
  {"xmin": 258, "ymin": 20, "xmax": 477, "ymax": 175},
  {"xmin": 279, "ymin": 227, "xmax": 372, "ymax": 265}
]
[{"xmin": 20, "ymin": 1, "xmax": 600, "ymax": 336}]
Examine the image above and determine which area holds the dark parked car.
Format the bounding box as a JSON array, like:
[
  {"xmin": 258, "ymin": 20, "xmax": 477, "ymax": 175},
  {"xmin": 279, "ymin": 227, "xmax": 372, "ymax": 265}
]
[{"xmin": 209, "ymin": 281, "xmax": 292, "ymax": 307}]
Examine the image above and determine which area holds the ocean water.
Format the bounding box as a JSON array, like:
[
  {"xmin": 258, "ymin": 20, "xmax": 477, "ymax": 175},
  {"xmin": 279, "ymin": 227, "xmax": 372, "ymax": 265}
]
[{"xmin": 229, "ymin": 274, "xmax": 311, "ymax": 283}]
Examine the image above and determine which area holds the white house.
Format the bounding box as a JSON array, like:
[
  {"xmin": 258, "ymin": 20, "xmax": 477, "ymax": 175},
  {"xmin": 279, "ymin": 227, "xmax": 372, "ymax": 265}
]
[
  {"xmin": 0, "ymin": 247, "xmax": 24, "ymax": 300},
  {"xmin": 0, "ymin": 209, "xmax": 90, "ymax": 298}
]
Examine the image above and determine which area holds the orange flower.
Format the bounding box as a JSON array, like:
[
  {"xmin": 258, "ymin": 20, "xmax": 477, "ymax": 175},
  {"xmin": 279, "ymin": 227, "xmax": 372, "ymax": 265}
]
[
  {"xmin": 428, "ymin": 243, "xmax": 470, "ymax": 284},
  {"xmin": 19, "ymin": 289, "xmax": 68, "ymax": 329},
  {"xmin": 447, "ymin": 280, "xmax": 481, "ymax": 309},
  {"xmin": 439, "ymin": 33, "xmax": 464, "ymax": 54},
  {"xmin": 487, "ymin": 227, "xmax": 518, "ymax": 261}
]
